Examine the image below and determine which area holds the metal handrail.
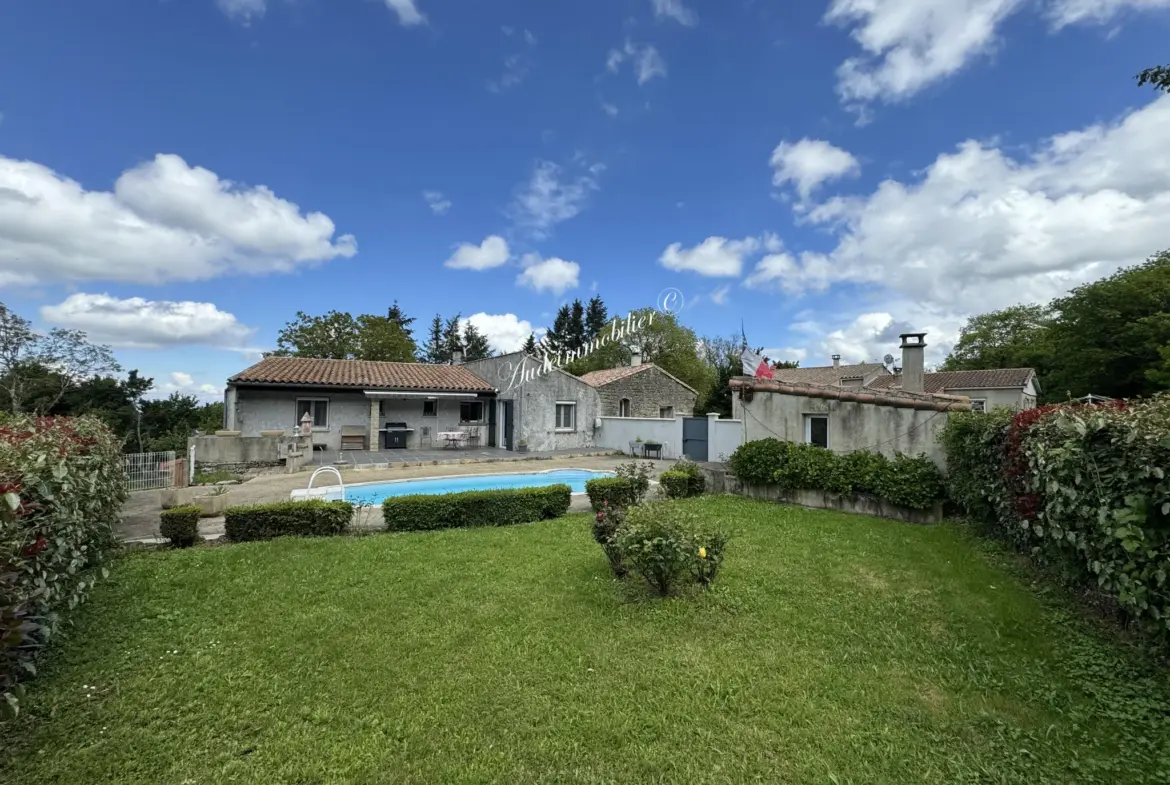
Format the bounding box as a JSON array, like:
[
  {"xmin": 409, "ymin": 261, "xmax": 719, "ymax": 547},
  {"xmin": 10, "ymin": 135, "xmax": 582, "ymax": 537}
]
[{"xmin": 306, "ymin": 466, "xmax": 345, "ymax": 502}]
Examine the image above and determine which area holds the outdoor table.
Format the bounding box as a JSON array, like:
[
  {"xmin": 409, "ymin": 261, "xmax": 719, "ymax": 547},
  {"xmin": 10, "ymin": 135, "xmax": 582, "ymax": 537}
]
[{"xmin": 438, "ymin": 431, "xmax": 467, "ymax": 449}]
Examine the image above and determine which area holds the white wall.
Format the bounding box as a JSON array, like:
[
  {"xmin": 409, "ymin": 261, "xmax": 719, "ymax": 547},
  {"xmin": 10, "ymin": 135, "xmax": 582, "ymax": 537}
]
[
  {"xmin": 595, "ymin": 416, "xmax": 683, "ymax": 458},
  {"xmin": 709, "ymin": 418, "xmax": 743, "ymax": 462}
]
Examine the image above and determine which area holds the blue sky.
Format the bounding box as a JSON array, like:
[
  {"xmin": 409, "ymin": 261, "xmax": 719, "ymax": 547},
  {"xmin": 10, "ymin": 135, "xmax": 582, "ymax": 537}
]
[{"xmin": 1, "ymin": 0, "xmax": 1168, "ymax": 400}]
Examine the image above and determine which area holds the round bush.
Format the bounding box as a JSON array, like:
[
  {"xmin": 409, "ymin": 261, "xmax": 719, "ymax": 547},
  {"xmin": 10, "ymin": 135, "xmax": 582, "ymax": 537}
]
[{"xmin": 159, "ymin": 506, "xmax": 201, "ymax": 548}]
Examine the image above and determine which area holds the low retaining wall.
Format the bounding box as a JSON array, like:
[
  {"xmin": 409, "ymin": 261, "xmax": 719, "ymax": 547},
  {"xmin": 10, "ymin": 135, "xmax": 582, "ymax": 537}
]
[{"xmin": 698, "ymin": 463, "xmax": 943, "ymax": 524}]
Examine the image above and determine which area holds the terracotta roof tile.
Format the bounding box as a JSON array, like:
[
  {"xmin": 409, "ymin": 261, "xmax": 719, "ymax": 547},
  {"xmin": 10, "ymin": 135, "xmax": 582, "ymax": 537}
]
[
  {"xmin": 868, "ymin": 368, "xmax": 1035, "ymax": 393},
  {"xmin": 578, "ymin": 365, "xmax": 653, "ymax": 387},
  {"xmin": 228, "ymin": 357, "xmax": 495, "ymax": 392},
  {"xmin": 773, "ymin": 363, "xmax": 889, "ymax": 386}
]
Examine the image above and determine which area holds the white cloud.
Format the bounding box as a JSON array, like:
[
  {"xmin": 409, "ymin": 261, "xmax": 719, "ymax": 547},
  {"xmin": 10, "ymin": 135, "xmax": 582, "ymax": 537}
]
[
  {"xmin": 606, "ymin": 41, "xmax": 667, "ymax": 86},
  {"xmin": 423, "ymin": 190, "xmax": 451, "ymax": 215},
  {"xmin": 710, "ymin": 284, "xmax": 731, "ymax": 305},
  {"xmin": 158, "ymin": 372, "xmax": 222, "ymax": 402},
  {"xmin": 659, "ymin": 236, "xmax": 762, "ymax": 277},
  {"xmin": 761, "ymin": 346, "xmax": 809, "ymax": 364},
  {"xmin": 652, "ymin": 0, "xmax": 697, "ymax": 25},
  {"xmin": 40, "ymin": 293, "xmax": 254, "ymax": 350},
  {"xmin": 744, "ymin": 252, "xmax": 804, "ymax": 291},
  {"xmin": 487, "ymin": 54, "xmax": 530, "ymax": 93},
  {"xmin": 769, "ymin": 95, "xmax": 1170, "ymax": 319},
  {"xmin": 217, "ymin": 0, "xmax": 266, "ymax": 23},
  {"xmin": 1047, "ymin": 0, "xmax": 1170, "ymax": 28},
  {"xmin": 462, "ymin": 313, "xmax": 537, "ymax": 353},
  {"xmin": 0, "ymin": 153, "xmax": 356, "ymax": 285},
  {"xmin": 771, "ymin": 139, "xmax": 861, "ymax": 199},
  {"xmin": 509, "ymin": 160, "xmax": 599, "ymax": 238},
  {"xmin": 524, "ymin": 29, "xmax": 538, "ymax": 45},
  {"xmin": 444, "ymin": 235, "xmax": 510, "ymax": 270},
  {"xmin": 516, "ymin": 253, "xmax": 580, "ymax": 295},
  {"xmin": 602, "ymin": 102, "xmax": 619, "ymax": 117},
  {"xmin": 383, "ymin": 0, "xmax": 426, "ymax": 26}
]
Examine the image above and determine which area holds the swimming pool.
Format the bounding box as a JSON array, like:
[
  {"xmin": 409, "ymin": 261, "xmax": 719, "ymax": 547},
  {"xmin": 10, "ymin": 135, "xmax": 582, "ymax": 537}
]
[{"xmin": 291, "ymin": 469, "xmax": 614, "ymax": 505}]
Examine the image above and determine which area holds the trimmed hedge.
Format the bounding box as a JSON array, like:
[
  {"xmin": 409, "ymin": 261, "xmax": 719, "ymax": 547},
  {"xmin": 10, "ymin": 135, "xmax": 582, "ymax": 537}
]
[
  {"xmin": 159, "ymin": 506, "xmax": 200, "ymax": 548},
  {"xmin": 585, "ymin": 477, "xmax": 639, "ymax": 512},
  {"xmin": 659, "ymin": 468, "xmax": 705, "ymax": 499},
  {"xmin": 382, "ymin": 484, "xmax": 572, "ymax": 532},
  {"xmin": 224, "ymin": 500, "xmax": 353, "ymax": 542}
]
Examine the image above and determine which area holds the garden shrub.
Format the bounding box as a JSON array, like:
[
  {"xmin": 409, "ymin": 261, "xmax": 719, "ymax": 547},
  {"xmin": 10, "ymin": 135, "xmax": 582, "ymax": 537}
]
[
  {"xmin": 672, "ymin": 457, "xmax": 706, "ymax": 497},
  {"xmin": 592, "ymin": 502, "xmax": 627, "ymax": 577},
  {"xmin": 614, "ymin": 460, "xmax": 654, "ymax": 503},
  {"xmin": 1, "ymin": 415, "xmax": 127, "ymax": 717},
  {"xmin": 874, "ymin": 453, "xmax": 947, "ymax": 510},
  {"xmin": 826, "ymin": 450, "xmax": 890, "ymax": 497},
  {"xmin": 224, "ymin": 500, "xmax": 353, "ymax": 542},
  {"xmin": 159, "ymin": 506, "xmax": 200, "ymax": 548},
  {"xmin": 382, "ymin": 484, "xmax": 571, "ymax": 532},
  {"xmin": 728, "ymin": 438, "xmax": 791, "ymax": 485},
  {"xmin": 658, "ymin": 470, "xmax": 692, "ymax": 499},
  {"xmin": 772, "ymin": 443, "xmax": 838, "ymax": 493},
  {"xmin": 615, "ymin": 501, "xmax": 729, "ymax": 596},
  {"xmin": 585, "ymin": 477, "xmax": 638, "ymax": 512}
]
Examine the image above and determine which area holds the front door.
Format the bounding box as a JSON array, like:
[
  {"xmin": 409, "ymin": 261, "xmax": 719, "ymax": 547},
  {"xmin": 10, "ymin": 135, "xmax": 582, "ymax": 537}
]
[{"xmin": 502, "ymin": 401, "xmax": 514, "ymax": 451}]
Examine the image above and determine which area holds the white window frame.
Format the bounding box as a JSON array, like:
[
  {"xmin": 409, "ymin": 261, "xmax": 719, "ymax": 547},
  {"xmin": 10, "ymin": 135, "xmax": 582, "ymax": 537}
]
[
  {"xmin": 803, "ymin": 414, "xmax": 828, "ymax": 448},
  {"xmin": 555, "ymin": 401, "xmax": 577, "ymax": 432},
  {"xmin": 460, "ymin": 400, "xmax": 484, "ymax": 424},
  {"xmin": 969, "ymin": 399, "xmax": 987, "ymax": 412},
  {"xmin": 422, "ymin": 399, "xmax": 438, "ymax": 417},
  {"xmin": 296, "ymin": 397, "xmax": 330, "ymax": 430},
  {"xmin": 618, "ymin": 398, "xmax": 631, "ymax": 417},
  {"xmin": 659, "ymin": 406, "xmax": 674, "ymax": 419}
]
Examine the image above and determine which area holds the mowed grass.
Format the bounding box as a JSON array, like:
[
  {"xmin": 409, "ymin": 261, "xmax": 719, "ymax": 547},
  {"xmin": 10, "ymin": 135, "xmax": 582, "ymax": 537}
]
[{"xmin": 2, "ymin": 497, "xmax": 1168, "ymax": 784}]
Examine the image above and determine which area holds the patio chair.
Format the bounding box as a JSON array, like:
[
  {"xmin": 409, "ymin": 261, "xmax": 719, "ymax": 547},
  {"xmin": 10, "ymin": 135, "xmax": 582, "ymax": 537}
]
[{"xmin": 462, "ymin": 427, "xmax": 481, "ymax": 449}]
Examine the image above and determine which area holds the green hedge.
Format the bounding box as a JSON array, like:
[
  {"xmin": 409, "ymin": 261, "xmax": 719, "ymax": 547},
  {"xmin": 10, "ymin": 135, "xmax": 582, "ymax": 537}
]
[
  {"xmin": 727, "ymin": 439, "xmax": 946, "ymax": 510},
  {"xmin": 659, "ymin": 466, "xmax": 705, "ymax": 499},
  {"xmin": 382, "ymin": 484, "xmax": 572, "ymax": 532},
  {"xmin": 159, "ymin": 506, "xmax": 200, "ymax": 548},
  {"xmin": 224, "ymin": 500, "xmax": 353, "ymax": 542},
  {"xmin": 585, "ymin": 477, "xmax": 638, "ymax": 512}
]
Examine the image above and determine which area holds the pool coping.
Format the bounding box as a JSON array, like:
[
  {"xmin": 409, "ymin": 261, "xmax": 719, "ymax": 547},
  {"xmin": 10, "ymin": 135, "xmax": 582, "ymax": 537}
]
[{"xmin": 291, "ymin": 467, "xmax": 618, "ymax": 502}]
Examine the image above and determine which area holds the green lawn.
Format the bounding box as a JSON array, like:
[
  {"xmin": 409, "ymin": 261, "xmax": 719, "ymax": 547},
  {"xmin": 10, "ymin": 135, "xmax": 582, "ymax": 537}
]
[{"xmin": 2, "ymin": 497, "xmax": 1168, "ymax": 784}]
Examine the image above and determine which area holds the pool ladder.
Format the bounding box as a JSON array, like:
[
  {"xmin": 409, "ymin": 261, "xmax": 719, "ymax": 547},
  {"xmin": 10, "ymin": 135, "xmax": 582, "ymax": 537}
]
[{"xmin": 306, "ymin": 466, "xmax": 346, "ymax": 502}]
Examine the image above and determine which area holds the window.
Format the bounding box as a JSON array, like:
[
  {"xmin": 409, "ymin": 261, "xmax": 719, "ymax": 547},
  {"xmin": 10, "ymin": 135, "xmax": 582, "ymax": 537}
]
[
  {"xmin": 460, "ymin": 400, "xmax": 484, "ymax": 423},
  {"xmin": 555, "ymin": 401, "xmax": 577, "ymax": 431},
  {"xmin": 660, "ymin": 406, "xmax": 673, "ymax": 419},
  {"xmin": 618, "ymin": 398, "xmax": 631, "ymax": 417},
  {"xmin": 296, "ymin": 398, "xmax": 329, "ymax": 428},
  {"xmin": 804, "ymin": 415, "xmax": 828, "ymax": 448},
  {"xmin": 423, "ymin": 400, "xmax": 437, "ymax": 417},
  {"xmin": 969, "ymin": 399, "xmax": 987, "ymax": 412}
]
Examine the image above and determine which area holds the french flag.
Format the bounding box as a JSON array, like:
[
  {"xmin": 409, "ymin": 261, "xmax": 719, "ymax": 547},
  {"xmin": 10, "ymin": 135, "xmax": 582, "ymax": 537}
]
[{"xmin": 741, "ymin": 348, "xmax": 774, "ymax": 380}]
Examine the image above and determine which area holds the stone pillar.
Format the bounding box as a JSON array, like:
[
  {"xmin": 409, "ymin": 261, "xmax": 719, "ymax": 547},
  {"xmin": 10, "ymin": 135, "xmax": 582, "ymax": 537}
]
[
  {"xmin": 368, "ymin": 398, "xmax": 380, "ymax": 451},
  {"xmin": 224, "ymin": 385, "xmax": 238, "ymax": 431},
  {"xmin": 899, "ymin": 332, "xmax": 927, "ymax": 394}
]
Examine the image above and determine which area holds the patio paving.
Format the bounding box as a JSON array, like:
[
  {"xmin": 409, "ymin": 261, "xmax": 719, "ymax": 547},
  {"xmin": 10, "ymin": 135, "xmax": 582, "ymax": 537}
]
[{"xmin": 309, "ymin": 445, "xmax": 618, "ymax": 467}]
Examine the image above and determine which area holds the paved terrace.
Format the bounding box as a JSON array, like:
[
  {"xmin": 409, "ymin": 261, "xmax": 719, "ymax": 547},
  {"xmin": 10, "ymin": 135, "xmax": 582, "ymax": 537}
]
[
  {"xmin": 308, "ymin": 445, "xmax": 613, "ymax": 467},
  {"xmin": 120, "ymin": 452, "xmax": 662, "ymax": 545}
]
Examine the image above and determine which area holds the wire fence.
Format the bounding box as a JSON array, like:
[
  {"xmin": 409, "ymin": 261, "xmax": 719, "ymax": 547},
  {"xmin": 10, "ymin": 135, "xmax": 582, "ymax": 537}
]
[{"xmin": 122, "ymin": 451, "xmax": 178, "ymax": 492}]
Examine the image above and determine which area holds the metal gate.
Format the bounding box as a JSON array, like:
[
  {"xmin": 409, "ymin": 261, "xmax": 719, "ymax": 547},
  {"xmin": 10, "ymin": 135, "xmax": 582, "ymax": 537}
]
[
  {"xmin": 122, "ymin": 451, "xmax": 178, "ymax": 492},
  {"xmin": 682, "ymin": 417, "xmax": 709, "ymax": 462}
]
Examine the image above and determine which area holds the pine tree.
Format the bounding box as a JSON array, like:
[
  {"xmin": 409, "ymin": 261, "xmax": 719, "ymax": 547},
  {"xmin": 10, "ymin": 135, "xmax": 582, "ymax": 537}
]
[
  {"xmin": 462, "ymin": 321, "xmax": 493, "ymax": 361},
  {"xmin": 442, "ymin": 314, "xmax": 463, "ymax": 361},
  {"xmin": 522, "ymin": 333, "xmax": 538, "ymax": 356},
  {"xmin": 544, "ymin": 305, "xmax": 572, "ymax": 354},
  {"xmin": 567, "ymin": 299, "xmax": 587, "ymax": 351},
  {"xmin": 422, "ymin": 315, "xmax": 445, "ymax": 363},
  {"xmin": 584, "ymin": 295, "xmax": 608, "ymax": 342},
  {"xmin": 387, "ymin": 300, "xmax": 415, "ymax": 340}
]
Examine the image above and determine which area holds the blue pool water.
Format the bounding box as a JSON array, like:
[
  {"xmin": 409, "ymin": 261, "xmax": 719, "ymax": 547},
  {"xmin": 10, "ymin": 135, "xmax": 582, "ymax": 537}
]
[{"xmin": 338, "ymin": 469, "xmax": 613, "ymax": 505}]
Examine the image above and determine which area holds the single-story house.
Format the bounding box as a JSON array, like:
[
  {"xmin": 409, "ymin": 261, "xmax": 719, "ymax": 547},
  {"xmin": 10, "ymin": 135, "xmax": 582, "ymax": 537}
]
[
  {"xmin": 772, "ymin": 358, "xmax": 891, "ymax": 388},
  {"xmin": 867, "ymin": 368, "xmax": 1040, "ymax": 411},
  {"xmin": 224, "ymin": 356, "xmax": 497, "ymax": 452},
  {"xmin": 578, "ymin": 358, "xmax": 698, "ymax": 419}
]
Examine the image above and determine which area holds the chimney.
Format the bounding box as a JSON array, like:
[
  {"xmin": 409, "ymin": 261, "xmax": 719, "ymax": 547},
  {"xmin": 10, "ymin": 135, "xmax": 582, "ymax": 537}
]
[
  {"xmin": 831, "ymin": 354, "xmax": 841, "ymax": 368},
  {"xmin": 630, "ymin": 351, "xmax": 642, "ymax": 367},
  {"xmin": 452, "ymin": 349, "xmax": 464, "ymax": 365},
  {"xmin": 899, "ymin": 332, "xmax": 927, "ymax": 393}
]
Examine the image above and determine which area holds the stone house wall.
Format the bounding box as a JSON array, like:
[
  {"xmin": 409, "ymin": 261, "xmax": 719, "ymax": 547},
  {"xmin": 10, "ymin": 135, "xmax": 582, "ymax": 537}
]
[{"xmin": 596, "ymin": 366, "xmax": 696, "ymax": 418}]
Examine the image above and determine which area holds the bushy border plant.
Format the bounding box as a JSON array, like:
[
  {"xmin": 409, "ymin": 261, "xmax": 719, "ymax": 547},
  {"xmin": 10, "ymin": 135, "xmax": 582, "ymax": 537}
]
[{"xmin": 159, "ymin": 506, "xmax": 201, "ymax": 548}]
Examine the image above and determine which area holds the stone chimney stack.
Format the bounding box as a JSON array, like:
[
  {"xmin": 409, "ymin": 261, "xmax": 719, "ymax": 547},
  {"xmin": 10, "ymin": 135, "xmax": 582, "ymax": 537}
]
[
  {"xmin": 452, "ymin": 349, "xmax": 464, "ymax": 365},
  {"xmin": 630, "ymin": 351, "xmax": 642, "ymax": 367},
  {"xmin": 831, "ymin": 354, "xmax": 841, "ymax": 368},
  {"xmin": 899, "ymin": 333, "xmax": 927, "ymax": 393}
]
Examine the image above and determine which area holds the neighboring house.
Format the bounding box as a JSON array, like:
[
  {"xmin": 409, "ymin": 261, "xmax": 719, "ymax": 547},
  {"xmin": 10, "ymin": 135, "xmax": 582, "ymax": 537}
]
[
  {"xmin": 867, "ymin": 368, "xmax": 1040, "ymax": 411},
  {"xmin": 578, "ymin": 360, "xmax": 698, "ymax": 419},
  {"xmin": 772, "ymin": 357, "xmax": 891, "ymax": 388},
  {"xmin": 462, "ymin": 352, "xmax": 602, "ymax": 453},
  {"xmin": 224, "ymin": 356, "xmax": 496, "ymax": 452}
]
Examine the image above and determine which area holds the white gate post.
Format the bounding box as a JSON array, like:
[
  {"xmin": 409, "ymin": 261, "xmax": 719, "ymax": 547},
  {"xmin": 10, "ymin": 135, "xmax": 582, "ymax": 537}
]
[{"xmin": 189, "ymin": 445, "xmax": 196, "ymax": 485}]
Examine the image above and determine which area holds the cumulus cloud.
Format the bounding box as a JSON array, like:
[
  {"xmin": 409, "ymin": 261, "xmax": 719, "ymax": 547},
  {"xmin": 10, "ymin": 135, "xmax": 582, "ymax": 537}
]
[
  {"xmin": 0, "ymin": 153, "xmax": 356, "ymax": 285},
  {"xmin": 216, "ymin": 0, "xmax": 266, "ymax": 23},
  {"xmin": 771, "ymin": 139, "xmax": 861, "ymax": 199},
  {"xmin": 462, "ymin": 313, "xmax": 538, "ymax": 354},
  {"xmin": 651, "ymin": 0, "xmax": 697, "ymax": 25},
  {"xmin": 383, "ymin": 0, "xmax": 426, "ymax": 26},
  {"xmin": 40, "ymin": 293, "xmax": 255, "ymax": 350},
  {"xmin": 487, "ymin": 54, "xmax": 530, "ymax": 93},
  {"xmin": 606, "ymin": 41, "xmax": 667, "ymax": 86},
  {"xmin": 1047, "ymin": 0, "xmax": 1170, "ymax": 28},
  {"xmin": 769, "ymin": 96, "xmax": 1170, "ymax": 317},
  {"xmin": 509, "ymin": 160, "xmax": 599, "ymax": 238},
  {"xmin": 423, "ymin": 190, "xmax": 451, "ymax": 215},
  {"xmin": 444, "ymin": 235, "xmax": 511, "ymax": 270},
  {"xmin": 158, "ymin": 371, "xmax": 223, "ymax": 402},
  {"xmin": 710, "ymin": 284, "xmax": 731, "ymax": 305},
  {"xmin": 516, "ymin": 253, "xmax": 580, "ymax": 295},
  {"xmin": 659, "ymin": 236, "xmax": 763, "ymax": 277}
]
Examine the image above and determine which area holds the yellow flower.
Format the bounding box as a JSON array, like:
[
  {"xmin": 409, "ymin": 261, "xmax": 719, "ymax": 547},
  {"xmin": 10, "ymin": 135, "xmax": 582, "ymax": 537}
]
[{"xmin": 698, "ymin": 547, "xmax": 707, "ymax": 559}]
